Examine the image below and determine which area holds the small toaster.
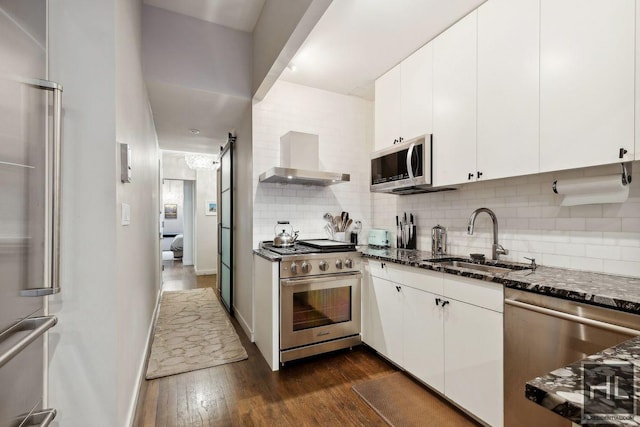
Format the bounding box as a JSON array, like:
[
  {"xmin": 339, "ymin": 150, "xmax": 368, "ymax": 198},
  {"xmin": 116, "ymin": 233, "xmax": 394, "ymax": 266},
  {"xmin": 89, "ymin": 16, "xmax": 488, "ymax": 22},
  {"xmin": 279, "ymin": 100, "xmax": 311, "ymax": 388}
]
[{"xmin": 368, "ymin": 229, "xmax": 390, "ymax": 247}]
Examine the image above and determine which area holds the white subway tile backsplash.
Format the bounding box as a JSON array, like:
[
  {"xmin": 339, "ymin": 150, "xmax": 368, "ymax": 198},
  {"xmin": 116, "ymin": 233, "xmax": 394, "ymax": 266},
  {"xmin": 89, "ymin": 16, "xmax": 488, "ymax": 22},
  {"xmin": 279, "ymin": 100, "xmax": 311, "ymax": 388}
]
[
  {"xmin": 555, "ymin": 243, "xmax": 586, "ymax": 257},
  {"xmin": 622, "ymin": 218, "xmax": 640, "ymax": 233},
  {"xmin": 555, "ymin": 218, "xmax": 586, "ymax": 231},
  {"xmin": 585, "ymin": 218, "xmax": 621, "ymax": 232},
  {"xmin": 252, "ymin": 81, "xmax": 373, "ymax": 247},
  {"xmin": 621, "ymin": 247, "xmax": 640, "ymax": 262},
  {"xmin": 602, "ymin": 260, "xmax": 640, "ymax": 278},
  {"xmin": 375, "ymin": 162, "xmax": 640, "ymax": 277},
  {"xmin": 570, "ymin": 256, "xmax": 604, "ymax": 272}
]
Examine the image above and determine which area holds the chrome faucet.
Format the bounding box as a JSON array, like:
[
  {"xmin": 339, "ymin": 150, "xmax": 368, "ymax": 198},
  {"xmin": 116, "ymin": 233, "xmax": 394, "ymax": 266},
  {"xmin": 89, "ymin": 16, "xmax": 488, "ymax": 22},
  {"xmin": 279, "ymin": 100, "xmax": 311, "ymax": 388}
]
[{"xmin": 467, "ymin": 208, "xmax": 509, "ymax": 260}]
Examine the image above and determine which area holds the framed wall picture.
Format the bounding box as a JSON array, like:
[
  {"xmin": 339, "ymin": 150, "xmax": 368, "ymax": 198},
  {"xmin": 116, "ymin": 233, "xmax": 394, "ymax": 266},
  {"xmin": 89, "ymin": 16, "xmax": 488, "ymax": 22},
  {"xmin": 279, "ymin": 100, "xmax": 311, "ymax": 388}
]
[
  {"xmin": 206, "ymin": 201, "xmax": 217, "ymax": 216},
  {"xmin": 164, "ymin": 203, "xmax": 177, "ymax": 219}
]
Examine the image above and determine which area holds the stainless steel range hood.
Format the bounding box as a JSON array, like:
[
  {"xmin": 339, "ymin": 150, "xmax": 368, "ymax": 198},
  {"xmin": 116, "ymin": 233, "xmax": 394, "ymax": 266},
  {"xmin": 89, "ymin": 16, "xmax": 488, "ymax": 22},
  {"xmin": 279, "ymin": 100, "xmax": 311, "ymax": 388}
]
[
  {"xmin": 259, "ymin": 167, "xmax": 350, "ymax": 185},
  {"xmin": 258, "ymin": 131, "xmax": 350, "ymax": 186}
]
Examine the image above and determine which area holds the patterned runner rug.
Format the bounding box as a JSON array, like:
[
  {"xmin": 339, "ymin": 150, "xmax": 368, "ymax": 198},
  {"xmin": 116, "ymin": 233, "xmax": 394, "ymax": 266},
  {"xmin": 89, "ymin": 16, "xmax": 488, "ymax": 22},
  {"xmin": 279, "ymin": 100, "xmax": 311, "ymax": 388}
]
[{"xmin": 145, "ymin": 288, "xmax": 248, "ymax": 379}]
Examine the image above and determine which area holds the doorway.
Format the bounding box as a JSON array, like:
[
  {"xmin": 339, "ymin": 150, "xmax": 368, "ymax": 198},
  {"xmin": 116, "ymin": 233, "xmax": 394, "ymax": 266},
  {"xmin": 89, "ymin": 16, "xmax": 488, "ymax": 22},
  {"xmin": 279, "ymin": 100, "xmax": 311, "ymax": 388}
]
[{"xmin": 161, "ymin": 179, "xmax": 194, "ymax": 264}]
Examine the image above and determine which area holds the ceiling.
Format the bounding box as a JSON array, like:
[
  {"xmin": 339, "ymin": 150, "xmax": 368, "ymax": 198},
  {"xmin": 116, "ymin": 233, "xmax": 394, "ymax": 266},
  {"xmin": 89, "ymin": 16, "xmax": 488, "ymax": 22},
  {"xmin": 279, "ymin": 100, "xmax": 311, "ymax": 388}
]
[
  {"xmin": 279, "ymin": 0, "xmax": 485, "ymax": 100},
  {"xmin": 143, "ymin": 0, "xmax": 484, "ymax": 153},
  {"xmin": 143, "ymin": 0, "xmax": 265, "ymax": 32}
]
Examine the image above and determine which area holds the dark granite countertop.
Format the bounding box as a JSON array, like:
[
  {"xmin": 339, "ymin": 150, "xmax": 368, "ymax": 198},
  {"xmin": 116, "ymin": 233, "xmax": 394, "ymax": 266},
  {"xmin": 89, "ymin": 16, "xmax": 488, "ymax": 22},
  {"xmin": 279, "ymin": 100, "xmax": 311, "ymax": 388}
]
[
  {"xmin": 360, "ymin": 246, "xmax": 640, "ymax": 315},
  {"xmin": 525, "ymin": 336, "xmax": 640, "ymax": 426}
]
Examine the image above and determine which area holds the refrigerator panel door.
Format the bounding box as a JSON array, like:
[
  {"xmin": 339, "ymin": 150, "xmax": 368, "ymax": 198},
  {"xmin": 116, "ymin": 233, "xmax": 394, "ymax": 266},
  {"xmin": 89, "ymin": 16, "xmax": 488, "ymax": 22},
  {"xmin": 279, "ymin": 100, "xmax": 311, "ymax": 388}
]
[
  {"xmin": 0, "ymin": 316, "xmax": 45, "ymax": 427},
  {"xmin": 0, "ymin": 1, "xmax": 48, "ymax": 425},
  {"xmin": 0, "ymin": 0, "xmax": 47, "ymax": 334}
]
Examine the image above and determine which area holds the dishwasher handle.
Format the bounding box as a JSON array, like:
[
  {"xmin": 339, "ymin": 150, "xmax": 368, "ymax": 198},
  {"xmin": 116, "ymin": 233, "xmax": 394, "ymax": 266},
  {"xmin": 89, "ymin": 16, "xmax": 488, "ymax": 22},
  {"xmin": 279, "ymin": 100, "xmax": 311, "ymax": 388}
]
[{"xmin": 505, "ymin": 299, "xmax": 640, "ymax": 337}]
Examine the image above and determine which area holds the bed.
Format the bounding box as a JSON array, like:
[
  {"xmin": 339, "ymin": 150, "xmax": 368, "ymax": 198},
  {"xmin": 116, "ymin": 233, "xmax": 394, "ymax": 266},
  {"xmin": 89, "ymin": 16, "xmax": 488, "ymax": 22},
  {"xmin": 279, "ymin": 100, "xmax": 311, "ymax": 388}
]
[{"xmin": 170, "ymin": 234, "xmax": 183, "ymax": 259}]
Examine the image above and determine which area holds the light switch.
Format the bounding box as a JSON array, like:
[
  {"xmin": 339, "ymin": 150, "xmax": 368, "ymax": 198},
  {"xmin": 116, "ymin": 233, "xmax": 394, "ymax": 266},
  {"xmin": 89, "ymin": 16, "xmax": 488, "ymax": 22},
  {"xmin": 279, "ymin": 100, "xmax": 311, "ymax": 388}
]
[{"xmin": 121, "ymin": 203, "xmax": 131, "ymax": 226}]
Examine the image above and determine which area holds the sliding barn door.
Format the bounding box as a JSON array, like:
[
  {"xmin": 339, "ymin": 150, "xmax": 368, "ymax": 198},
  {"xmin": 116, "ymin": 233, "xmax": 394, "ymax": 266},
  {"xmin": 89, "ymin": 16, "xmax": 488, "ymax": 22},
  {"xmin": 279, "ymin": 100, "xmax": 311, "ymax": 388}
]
[{"xmin": 218, "ymin": 134, "xmax": 235, "ymax": 313}]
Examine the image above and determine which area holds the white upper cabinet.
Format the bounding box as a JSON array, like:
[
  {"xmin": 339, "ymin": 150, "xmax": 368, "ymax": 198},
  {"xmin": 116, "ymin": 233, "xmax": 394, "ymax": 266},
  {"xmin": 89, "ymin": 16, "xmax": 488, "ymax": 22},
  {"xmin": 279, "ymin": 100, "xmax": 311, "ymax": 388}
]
[
  {"xmin": 477, "ymin": 0, "xmax": 540, "ymax": 181},
  {"xmin": 539, "ymin": 0, "xmax": 635, "ymax": 171},
  {"xmin": 375, "ymin": 43, "xmax": 433, "ymax": 151},
  {"xmin": 374, "ymin": 66, "xmax": 402, "ymax": 151},
  {"xmin": 433, "ymin": 11, "xmax": 478, "ymax": 187},
  {"xmin": 401, "ymin": 43, "xmax": 433, "ymax": 143}
]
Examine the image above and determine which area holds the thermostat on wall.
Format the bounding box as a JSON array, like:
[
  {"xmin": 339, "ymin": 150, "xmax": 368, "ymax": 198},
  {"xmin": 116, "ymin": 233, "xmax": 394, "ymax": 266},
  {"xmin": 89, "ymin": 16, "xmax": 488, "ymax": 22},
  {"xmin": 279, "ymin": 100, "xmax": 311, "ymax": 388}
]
[{"xmin": 120, "ymin": 143, "xmax": 132, "ymax": 183}]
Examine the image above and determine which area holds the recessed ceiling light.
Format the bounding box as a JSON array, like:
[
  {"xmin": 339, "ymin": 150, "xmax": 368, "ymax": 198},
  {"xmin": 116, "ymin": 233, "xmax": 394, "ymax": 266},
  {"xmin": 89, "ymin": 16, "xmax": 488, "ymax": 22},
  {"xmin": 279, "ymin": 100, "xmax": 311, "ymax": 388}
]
[{"xmin": 189, "ymin": 129, "xmax": 200, "ymax": 135}]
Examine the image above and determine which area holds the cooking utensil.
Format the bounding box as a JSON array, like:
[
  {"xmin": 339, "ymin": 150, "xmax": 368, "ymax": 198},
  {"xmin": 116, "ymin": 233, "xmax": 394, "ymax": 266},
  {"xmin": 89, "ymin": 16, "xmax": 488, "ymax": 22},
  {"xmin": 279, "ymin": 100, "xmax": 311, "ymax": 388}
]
[
  {"xmin": 344, "ymin": 218, "xmax": 353, "ymax": 233},
  {"xmin": 323, "ymin": 212, "xmax": 333, "ymax": 223},
  {"xmin": 273, "ymin": 221, "xmax": 299, "ymax": 247},
  {"xmin": 324, "ymin": 223, "xmax": 334, "ymax": 239}
]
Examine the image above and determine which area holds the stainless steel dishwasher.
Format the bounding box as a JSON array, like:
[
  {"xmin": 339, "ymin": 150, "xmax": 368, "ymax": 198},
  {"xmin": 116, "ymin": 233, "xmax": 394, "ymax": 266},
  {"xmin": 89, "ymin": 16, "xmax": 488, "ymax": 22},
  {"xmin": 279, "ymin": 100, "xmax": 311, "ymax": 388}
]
[{"xmin": 504, "ymin": 288, "xmax": 640, "ymax": 427}]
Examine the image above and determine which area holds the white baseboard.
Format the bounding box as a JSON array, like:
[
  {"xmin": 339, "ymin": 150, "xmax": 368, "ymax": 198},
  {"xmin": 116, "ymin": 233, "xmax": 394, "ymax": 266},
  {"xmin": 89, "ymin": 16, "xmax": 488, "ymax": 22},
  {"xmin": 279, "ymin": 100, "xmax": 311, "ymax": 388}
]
[
  {"xmin": 234, "ymin": 306, "xmax": 254, "ymax": 342},
  {"xmin": 195, "ymin": 268, "xmax": 216, "ymax": 276},
  {"xmin": 126, "ymin": 289, "xmax": 162, "ymax": 427}
]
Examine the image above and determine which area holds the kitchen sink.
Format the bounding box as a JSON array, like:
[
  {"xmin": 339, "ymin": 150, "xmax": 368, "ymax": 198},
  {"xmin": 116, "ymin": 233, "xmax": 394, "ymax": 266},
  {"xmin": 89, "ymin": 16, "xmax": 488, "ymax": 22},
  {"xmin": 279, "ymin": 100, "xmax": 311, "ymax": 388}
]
[{"xmin": 436, "ymin": 260, "xmax": 512, "ymax": 275}]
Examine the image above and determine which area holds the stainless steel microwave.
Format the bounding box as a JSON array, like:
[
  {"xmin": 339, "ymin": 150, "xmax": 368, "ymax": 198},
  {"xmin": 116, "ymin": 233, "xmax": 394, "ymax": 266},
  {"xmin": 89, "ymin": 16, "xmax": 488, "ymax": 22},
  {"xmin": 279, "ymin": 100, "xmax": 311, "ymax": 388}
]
[{"xmin": 370, "ymin": 134, "xmax": 434, "ymax": 194}]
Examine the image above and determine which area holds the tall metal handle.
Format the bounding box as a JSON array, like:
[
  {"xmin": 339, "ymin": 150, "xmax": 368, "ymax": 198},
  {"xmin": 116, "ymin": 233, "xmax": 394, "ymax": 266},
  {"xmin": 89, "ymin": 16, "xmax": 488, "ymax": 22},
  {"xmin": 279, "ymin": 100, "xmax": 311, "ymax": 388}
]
[
  {"xmin": 0, "ymin": 316, "xmax": 58, "ymax": 368},
  {"xmin": 217, "ymin": 222, "xmax": 222, "ymax": 255},
  {"xmin": 51, "ymin": 84, "xmax": 62, "ymax": 295},
  {"xmin": 406, "ymin": 143, "xmax": 415, "ymax": 180},
  {"xmin": 281, "ymin": 272, "xmax": 361, "ymax": 287},
  {"xmin": 19, "ymin": 409, "xmax": 57, "ymax": 427},
  {"xmin": 20, "ymin": 79, "xmax": 63, "ymax": 297},
  {"xmin": 505, "ymin": 299, "xmax": 640, "ymax": 336}
]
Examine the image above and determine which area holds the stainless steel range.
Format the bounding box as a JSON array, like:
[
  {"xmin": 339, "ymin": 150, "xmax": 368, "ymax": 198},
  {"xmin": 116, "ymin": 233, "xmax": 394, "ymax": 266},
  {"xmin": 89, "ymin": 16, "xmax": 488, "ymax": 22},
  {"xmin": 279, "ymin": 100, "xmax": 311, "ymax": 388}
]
[{"xmin": 260, "ymin": 239, "xmax": 362, "ymax": 364}]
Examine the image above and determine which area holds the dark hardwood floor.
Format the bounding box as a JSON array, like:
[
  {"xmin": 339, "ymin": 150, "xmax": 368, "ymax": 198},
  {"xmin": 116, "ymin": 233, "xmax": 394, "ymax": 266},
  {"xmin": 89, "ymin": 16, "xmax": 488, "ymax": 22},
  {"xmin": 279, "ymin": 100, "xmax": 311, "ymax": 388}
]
[{"xmin": 133, "ymin": 259, "xmax": 477, "ymax": 426}]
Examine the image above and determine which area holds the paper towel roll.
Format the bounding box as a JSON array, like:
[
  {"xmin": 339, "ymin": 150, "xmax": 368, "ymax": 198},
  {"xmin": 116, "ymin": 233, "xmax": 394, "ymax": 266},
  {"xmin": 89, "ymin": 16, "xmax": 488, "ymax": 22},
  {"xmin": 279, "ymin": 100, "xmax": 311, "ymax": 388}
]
[{"xmin": 553, "ymin": 175, "xmax": 629, "ymax": 206}]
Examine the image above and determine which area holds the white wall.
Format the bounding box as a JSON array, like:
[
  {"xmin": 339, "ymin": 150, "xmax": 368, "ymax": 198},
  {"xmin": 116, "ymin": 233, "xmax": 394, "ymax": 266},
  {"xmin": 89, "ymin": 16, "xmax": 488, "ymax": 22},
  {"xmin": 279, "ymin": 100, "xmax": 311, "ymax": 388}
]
[
  {"xmin": 162, "ymin": 152, "xmax": 196, "ymax": 180},
  {"xmin": 252, "ymin": 80, "xmax": 374, "ymax": 246},
  {"xmin": 49, "ymin": 0, "xmax": 161, "ymax": 425},
  {"xmin": 234, "ymin": 107, "xmax": 254, "ymax": 339},
  {"xmin": 114, "ymin": 0, "xmax": 162, "ymax": 422},
  {"xmin": 195, "ymin": 169, "xmax": 217, "ymax": 274},
  {"xmin": 142, "ymin": 4, "xmax": 251, "ymax": 97},
  {"xmin": 373, "ymin": 162, "xmax": 640, "ymax": 278},
  {"xmin": 48, "ymin": 0, "xmax": 118, "ymax": 425}
]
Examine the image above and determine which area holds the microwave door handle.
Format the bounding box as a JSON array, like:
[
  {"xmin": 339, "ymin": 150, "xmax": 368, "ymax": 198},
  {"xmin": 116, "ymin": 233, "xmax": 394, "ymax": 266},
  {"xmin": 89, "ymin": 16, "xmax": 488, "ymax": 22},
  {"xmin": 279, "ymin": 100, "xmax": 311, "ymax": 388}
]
[{"xmin": 406, "ymin": 143, "xmax": 415, "ymax": 179}]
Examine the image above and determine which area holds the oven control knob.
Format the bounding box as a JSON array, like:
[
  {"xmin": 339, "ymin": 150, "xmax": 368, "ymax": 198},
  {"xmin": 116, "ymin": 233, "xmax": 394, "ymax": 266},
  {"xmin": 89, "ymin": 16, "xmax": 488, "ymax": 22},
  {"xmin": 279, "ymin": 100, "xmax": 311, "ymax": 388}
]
[
  {"xmin": 290, "ymin": 262, "xmax": 299, "ymax": 274},
  {"xmin": 335, "ymin": 259, "xmax": 343, "ymax": 269},
  {"xmin": 345, "ymin": 258, "xmax": 353, "ymax": 269},
  {"xmin": 319, "ymin": 261, "xmax": 328, "ymax": 271},
  {"xmin": 301, "ymin": 261, "xmax": 311, "ymax": 274}
]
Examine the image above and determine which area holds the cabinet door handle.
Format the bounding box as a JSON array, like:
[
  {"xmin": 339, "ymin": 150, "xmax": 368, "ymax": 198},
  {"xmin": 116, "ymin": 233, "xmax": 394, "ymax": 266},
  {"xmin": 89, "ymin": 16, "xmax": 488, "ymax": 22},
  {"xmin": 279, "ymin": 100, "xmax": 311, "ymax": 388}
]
[
  {"xmin": 468, "ymin": 172, "xmax": 474, "ymax": 180},
  {"xmin": 620, "ymin": 147, "xmax": 628, "ymax": 159},
  {"xmin": 381, "ymin": 262, "xmax": 385, "ymax": 268},
  {"xmin": 477, "ymin": 171, "xmax": 483, "ymax": 179},
  {"xmin": 395, "ymin": 286, "xmax": 401, "ymax": 292},
  {"xmin": 435, "ymin": 298, "xmax": 441, "ymax": 306},
  {"xmin": 441, "ymin": 300, "xmax": 450, "ymax": 307}
]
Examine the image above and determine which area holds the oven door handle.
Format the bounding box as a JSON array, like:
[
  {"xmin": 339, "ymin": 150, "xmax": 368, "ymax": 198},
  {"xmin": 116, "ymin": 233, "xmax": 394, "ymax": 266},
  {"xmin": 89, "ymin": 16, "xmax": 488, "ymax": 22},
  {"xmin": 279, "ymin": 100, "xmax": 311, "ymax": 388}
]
[{"xmin": 281, "ymin": 272, "xmax": 361, "ymax": 287}]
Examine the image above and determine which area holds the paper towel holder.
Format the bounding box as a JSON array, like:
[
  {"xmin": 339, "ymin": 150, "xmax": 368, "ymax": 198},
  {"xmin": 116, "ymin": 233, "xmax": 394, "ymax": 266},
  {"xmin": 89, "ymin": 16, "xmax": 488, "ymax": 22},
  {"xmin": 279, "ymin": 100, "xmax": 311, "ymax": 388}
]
[
  {"xmin": 621, "ymin": 162, "xmax": 632, "ymax": 185},
  {"xmin": 552, "ymin": 162, "xmax": 632, "ymax": 193}
]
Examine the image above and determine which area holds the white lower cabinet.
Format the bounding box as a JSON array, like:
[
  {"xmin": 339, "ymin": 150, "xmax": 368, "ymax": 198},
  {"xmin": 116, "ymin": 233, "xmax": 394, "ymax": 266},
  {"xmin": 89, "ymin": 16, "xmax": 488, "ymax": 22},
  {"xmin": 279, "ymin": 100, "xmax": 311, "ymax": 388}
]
[
  {"xmin": 402, "ymin": 285, "xmax": 445, "ymax": 393},
  {"xmin": 444, "ymin": 296, "xmax": 503, "ymax": 427},
  {"xmin": 369, "ymin": 275, "xmax": 404, "ymax": 363},
  {"xmin": 363, "ymin": 260, "xmax": 503, "ymax": 426}
]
